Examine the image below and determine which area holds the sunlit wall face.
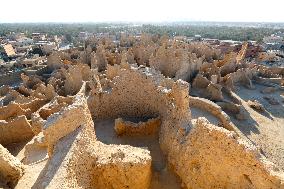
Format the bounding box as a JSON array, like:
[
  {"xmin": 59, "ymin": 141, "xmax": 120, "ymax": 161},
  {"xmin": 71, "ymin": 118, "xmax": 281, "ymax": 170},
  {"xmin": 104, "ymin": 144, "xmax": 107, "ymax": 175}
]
[{"xmin": 0, "ymin": 0, "xmax": 283, "ymax": 23}]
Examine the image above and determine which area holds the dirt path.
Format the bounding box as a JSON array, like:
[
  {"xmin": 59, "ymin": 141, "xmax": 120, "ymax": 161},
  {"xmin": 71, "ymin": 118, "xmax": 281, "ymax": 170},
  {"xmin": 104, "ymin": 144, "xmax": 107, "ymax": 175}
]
[
  {"xmin": 190, "ymin": 107, "xmax": 220, "ymax": 126},
  {"xmin": 232, "ymin": 84, "xmax": 284, "ymax": 170}
]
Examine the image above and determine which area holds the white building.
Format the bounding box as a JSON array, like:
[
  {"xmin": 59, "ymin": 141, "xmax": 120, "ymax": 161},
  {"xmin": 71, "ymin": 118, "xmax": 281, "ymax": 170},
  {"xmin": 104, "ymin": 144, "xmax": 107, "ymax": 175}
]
[
  {"xmin": 263, "ymin": 35, "xmax": 283, "ymax": 44},
  {"xmin": 16, "ymin": 38, "xmax": 34, "ymax": 47}
]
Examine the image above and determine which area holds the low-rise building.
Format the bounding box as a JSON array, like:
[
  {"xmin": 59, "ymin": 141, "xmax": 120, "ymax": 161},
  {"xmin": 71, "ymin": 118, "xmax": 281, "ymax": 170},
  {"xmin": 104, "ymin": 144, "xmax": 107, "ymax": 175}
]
[
  {"xmin": 41, "ymin": 42, "xmax": 57, "ymax": 54},
  {"xmin": 16, "ymin": 37, "xmax": 34, "ymax": 47},
  {"xmin": 32, "ymin": 33, "xmax": 46, "ymax": 41},
  {"xmin": 3, "ymin": 44, "xmax": 16, "ymax": 57},
  {"xmin": 263, "ymin": 35, "xmax": 283, "ymax": 44}
]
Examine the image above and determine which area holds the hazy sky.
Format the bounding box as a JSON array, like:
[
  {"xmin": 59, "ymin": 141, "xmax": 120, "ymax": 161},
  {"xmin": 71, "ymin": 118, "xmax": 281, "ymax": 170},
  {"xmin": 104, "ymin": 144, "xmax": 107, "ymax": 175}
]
[{"xmin": 0, "ymin": 0, "xmax": 283, "ymax": 23}]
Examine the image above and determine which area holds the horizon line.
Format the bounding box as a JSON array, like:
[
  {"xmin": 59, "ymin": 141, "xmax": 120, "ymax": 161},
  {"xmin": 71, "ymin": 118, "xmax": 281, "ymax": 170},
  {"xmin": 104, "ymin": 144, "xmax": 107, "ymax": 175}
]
[{"xmin": 1, "ymin": 20, "xmax": 284, "ymax": 24}]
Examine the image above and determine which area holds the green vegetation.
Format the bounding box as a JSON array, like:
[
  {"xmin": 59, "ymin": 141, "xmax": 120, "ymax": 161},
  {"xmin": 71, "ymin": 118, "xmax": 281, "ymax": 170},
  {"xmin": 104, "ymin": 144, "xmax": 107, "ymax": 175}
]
[
  {"xmin": 142, "ymin": 25, "xmax": 283, "ymax": 42},
  {"xmin": 1, "ymin": 23, "xmax": 284, "ymax": 42}
]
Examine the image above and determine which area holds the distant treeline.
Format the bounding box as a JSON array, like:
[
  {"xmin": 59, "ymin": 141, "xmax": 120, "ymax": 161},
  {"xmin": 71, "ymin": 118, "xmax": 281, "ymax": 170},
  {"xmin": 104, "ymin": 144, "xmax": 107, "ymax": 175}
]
[
  {"xmin": 1, "ymin": 23, "xmax": 284, "ymax": 42},
  {"xmin": 142, "ymin": 25, "xmax": 284, "ymax": 42}
]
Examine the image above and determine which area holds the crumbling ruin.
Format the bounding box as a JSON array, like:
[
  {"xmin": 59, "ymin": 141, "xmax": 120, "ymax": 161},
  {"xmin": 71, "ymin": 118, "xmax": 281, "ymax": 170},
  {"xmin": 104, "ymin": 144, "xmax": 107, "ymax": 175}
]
[{"xmin": 0, "ymin": 34, "xmax": 284, "ymax": 189}]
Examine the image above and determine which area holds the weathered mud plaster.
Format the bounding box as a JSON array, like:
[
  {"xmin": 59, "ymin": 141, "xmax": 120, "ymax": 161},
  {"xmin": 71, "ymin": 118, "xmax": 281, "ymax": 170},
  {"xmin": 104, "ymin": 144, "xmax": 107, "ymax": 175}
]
[
  {"xmin": 4, "ymin": 36, "xmax": 284, "ymax": 189},
  {"xmin": 88, "ymin": 64, "xmax": 190, "ymax": 121},
  {"xmin": 255, "ymin": 76, "xmax": 284, "ymax": 86},
  {"xmin": 87, "ymin": 63, "xmax": 284, "ymax": 189},
  {"xmin": 0, "ymin": 92, "xmax": 47, "ymax": 120},
  {"xmin": 192, "ymin": 74, "xmax": 210, "ymax": 88},
  {"xmin": 216, "ymin": 101, "xmax": 241, "ymax": 115},
  {"xmin": 23, "ymin": 132, "xmax": 48, "ymax": 165},
  {"xmin": 32, "ymin": 97, "xmax": 152, "ymax": 189},
  {"xmin": 0, "ymin": 103, "xmax": 31, "ymax": 121},
  {"xmin": 222, "ymin": 68, "xmax": 257, "ymax": 90},
  {"xmin": 91, "ymin": 45, "xmax": 108, "ymax": 71},
  {"xmin": 0, "ymin": 86, "xmax": 11, "ymax": 98},
  {"xmin": 87, "ymin": 63, "xmax": 191, "ymax": 188},
  {"xmin": 170, "ymin": 117, "xmax": 284, "ymax": 189},
  {"xmin": 47, "ymin": 52, "xmax": 64, "ymax": 71},
  {"xmin": 31, "ymin": 96, "xmax": 73, "ymax": 134},
  {"xmin": 114, "ymin": 117, "xmax": 161, "ymax": 136},
  {"xmin": 247, "ymin": 100, "xmax": 265, "ymax": 112},
  {"xmin": 189, "ymin": 96, "xmax": 237, "ymax": 132},
  {"xmin": 192, "ymin": 74, "xmax": 224, "ymax": 101},
  {"xmin": 256, "ymin": 64, "xmax": 284, "ymax": 78},
  {"xmin": 18, "ymin": 84, "xmax": 56, "ymax": 101},
  {"xmin": 43, "ymin": 84, "xmax": 91, "ymax": 156},
  {"xmin": 21, "ymin": 74, "xmax": 44, "ymax": 89},
  {"xmin": 0, "ymin": 144, "xmax": 24, "ymax": 188},
  {"xmin": 62, "ymin": 65, "xmax": 83, "ymax": 95},
  {"xmin": 0, "ymin": 115, "xmax": 34, "ymax": 146},
  {"xmin": 91, "ymin": 144, "xmax": 152, "ymax": 189},
  {"xmin": 205, "ymin": 83, "xmax": 224, "ymax": 101}
]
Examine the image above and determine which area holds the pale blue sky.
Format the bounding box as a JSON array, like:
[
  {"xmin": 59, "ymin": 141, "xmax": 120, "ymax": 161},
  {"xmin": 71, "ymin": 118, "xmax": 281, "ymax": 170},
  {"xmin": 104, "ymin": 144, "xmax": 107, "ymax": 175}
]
[{"xmin": 0, "ymin": 0, "xmax": 283, "ymax": 23}]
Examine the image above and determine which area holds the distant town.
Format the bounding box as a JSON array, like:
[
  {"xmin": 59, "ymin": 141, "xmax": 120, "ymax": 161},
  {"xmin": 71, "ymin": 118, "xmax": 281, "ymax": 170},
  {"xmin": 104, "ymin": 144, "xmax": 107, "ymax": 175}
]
[{"xmin": 1, "ymin": 23, "xmax": 284, "ymax": 86}]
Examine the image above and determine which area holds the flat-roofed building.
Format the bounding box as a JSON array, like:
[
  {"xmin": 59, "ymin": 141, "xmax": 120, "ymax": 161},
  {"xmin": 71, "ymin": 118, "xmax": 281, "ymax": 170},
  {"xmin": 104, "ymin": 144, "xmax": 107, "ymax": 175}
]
[{"xmin": 3, "ymin": 44, "xmax": 16, "ymax": 57}]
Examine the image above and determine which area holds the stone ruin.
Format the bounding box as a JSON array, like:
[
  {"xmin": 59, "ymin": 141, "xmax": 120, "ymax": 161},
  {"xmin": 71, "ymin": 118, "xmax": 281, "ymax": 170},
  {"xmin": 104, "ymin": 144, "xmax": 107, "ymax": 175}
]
[{"xmin": 0, "ymin": 34, "xmax": 284, "ymax": 189}]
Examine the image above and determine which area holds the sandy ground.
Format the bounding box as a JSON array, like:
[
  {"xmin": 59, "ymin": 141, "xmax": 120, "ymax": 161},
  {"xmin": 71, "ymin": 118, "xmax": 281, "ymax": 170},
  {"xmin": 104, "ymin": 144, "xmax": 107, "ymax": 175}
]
[
  {"xmin": 230, "ymin": 83, "xmax": 284, "ymax": 170},
  {"xmin": 190, "ymin": 83, "xmax": 284, "ymax": 170},
  {"xmin": 5, "ymin": 140, "xmax": 48, "ymax": 189},
  {"xmin": 15, "ymin": 160, "xmax": 48, "ymax": 189},
  {"xmin": 5, "ymin": 140, "xmax": 30, "ymax": 162},
  {"xmin": 95, "ymin": 119, "xmax": 182, "ymax": 189},
  {"xmin": 191, "ymin": 107, "xmax": 220, "ymax": 126}
]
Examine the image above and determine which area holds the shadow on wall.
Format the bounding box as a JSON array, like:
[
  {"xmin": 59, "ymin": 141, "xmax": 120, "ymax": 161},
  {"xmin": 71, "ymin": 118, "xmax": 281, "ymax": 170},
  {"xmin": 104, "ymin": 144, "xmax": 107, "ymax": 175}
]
[{"xmin": 31, "ymin": 127, "xmax": 81, "ymax": 189}]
